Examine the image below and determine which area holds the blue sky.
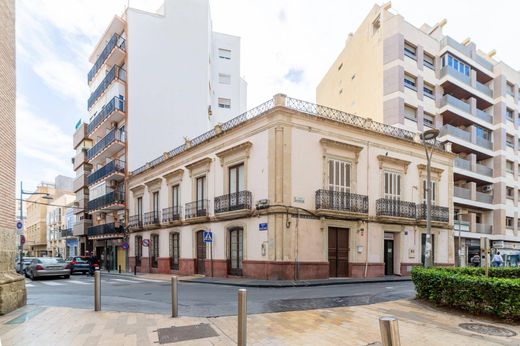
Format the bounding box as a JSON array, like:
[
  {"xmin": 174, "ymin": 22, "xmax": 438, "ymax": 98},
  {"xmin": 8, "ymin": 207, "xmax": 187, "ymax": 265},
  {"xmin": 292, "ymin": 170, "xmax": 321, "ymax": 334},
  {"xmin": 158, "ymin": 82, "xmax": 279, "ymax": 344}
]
[{"xmin": 16, "ymin": 0, "xmax": 520, "ymax": 193}]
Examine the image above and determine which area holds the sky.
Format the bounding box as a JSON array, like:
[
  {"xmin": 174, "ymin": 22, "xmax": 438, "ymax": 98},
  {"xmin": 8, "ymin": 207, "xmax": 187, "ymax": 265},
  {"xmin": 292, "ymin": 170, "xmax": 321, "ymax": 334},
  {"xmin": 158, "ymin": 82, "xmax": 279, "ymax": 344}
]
[{"xmin": 16, "ymin": 0, "xmax": 520, "ymax": 193}]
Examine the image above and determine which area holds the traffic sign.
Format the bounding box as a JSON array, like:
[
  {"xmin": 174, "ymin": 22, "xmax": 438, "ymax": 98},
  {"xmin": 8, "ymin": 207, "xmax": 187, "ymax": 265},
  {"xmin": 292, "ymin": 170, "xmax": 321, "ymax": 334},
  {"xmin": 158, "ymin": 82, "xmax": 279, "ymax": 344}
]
[
  {"xmin": 142, "ymin": 239, "xmax": 151, "ymax": 247},
  {"xmin": 259, "ymin": 223, "xmax": 268, "ymax": 231},
  {"xmin": 20, "ymin": 235, "xmax": 25, "ymax": 245},
  {"xmin": 203, "ymin": 231, "xmax": 213, "ymax": 243},
  {"xmin": 16, "ymin": 221, "xmax": 23, "ymax": 230},
  {"xmin": 121, "ymin": 242, "xmax": 129, "ymax": 250}
]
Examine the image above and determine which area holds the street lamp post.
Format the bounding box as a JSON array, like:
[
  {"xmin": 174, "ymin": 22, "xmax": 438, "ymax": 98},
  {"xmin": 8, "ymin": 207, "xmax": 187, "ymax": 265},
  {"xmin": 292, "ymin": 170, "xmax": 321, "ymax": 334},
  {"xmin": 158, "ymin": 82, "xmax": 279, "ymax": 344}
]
[{"xmin": 420, "ymin": 129, "xmax": 440, "ymax": 268}]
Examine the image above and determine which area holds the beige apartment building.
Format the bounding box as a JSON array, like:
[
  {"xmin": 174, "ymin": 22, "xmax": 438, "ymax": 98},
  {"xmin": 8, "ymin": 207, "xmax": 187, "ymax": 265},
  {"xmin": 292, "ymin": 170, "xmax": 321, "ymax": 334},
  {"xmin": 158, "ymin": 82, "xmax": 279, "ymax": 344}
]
[
  {"xmin": 126, "ymin": 94, "xmax": 454, "ymax": 279},
  {"xmin": 25, "ymin": 184, "xmax": 55, "ymax": 256},
  {"xmin": 317, "ymin": 2, "xmax": 520, "ymax": 266},
  {"xmin": 46, "ymin": 193, "xmax": 76, "ymax": 258}
]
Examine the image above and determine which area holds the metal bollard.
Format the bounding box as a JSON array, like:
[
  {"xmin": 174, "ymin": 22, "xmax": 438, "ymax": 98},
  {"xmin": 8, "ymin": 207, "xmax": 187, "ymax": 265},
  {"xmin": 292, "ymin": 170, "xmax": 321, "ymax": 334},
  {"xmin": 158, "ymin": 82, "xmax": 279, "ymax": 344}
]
[
  {"xmin": 237, "ymin": 289, "xmax": 247, "ymax": 346},
  {"xmin": 171, "ymin": 276, "xmax": 178, "ymax": 317},
  {"xmin": 94, "ymin": 270, "xmax": 101, "ymax": 311},
  {"xmin": 379, "ymin": 316, "xmax": 400, "ymax": 346}
]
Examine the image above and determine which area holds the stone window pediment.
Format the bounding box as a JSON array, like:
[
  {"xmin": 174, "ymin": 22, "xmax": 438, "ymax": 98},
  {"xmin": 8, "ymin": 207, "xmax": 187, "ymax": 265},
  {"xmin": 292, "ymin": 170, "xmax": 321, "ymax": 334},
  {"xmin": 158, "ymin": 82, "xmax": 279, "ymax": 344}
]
[
  {"xmin": 130, "ymin": 185, "xmax": 145, "ymax": 198},
  {"xmin": 320, "ymin": 138, "xmax": 363, "ymax": 164},
  {"xmin": 377, "ymin": 155, "xmax": 411, "ymax": 174},
  {"xmin": 186, "ymin": 157, "xmax": 212, "ymax": 177},
  {"xmin": 163, "ymin": 169, "xmax": 184, "ymax": 186},
  {"xmin": 216, "ymin": 141, "xmax": 252, "ymax": 166},
  {"xmin": 144, "ymin": 177, "xmax": 162, "ymax": 193},
  {"xmin": 417, "ymin": 164, "xmax": 444, "ymax": 180}
]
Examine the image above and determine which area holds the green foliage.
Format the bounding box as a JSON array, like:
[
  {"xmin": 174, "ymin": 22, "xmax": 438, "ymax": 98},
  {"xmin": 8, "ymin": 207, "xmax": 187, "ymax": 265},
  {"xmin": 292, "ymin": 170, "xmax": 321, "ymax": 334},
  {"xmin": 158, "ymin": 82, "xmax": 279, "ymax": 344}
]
[{"xmin": 412, "ymin": 267, "xmax": 520, "ymax": 320}]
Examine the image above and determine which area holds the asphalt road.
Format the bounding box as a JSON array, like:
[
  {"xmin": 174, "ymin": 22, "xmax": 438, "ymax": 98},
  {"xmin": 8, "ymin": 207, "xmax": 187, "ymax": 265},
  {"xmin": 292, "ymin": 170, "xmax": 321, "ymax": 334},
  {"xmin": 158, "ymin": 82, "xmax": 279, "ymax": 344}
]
[{"xmin": 26, "ymin": 274, "xmax": 415, "ymax": 317}]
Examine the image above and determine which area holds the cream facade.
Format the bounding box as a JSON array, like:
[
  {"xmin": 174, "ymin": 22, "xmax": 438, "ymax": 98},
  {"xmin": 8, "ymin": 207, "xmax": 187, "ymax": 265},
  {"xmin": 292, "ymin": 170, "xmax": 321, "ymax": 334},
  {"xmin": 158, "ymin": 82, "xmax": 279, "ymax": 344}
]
[
  {"xmin": 46, "ymin": 193, "xmax": 76, "ymax": 258},
  {"xmin": 126, "ymin": 95, "xmax": 454, "ymax": 279},
  {"xmin": 317, "ymin": 2, "xmax": 520, "ymax": 266},
  {"xmin": 25, "ymin": 184, "xmax": 55, "ymax": 257}
]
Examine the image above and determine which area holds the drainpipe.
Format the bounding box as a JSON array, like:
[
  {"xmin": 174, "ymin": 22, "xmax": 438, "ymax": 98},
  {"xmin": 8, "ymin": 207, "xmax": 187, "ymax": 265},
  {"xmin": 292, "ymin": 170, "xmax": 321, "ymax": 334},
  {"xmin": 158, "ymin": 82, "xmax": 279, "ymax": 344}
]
[{"xmin": 364, "ymin": 142, "xmax": 370, "ymax": 278}]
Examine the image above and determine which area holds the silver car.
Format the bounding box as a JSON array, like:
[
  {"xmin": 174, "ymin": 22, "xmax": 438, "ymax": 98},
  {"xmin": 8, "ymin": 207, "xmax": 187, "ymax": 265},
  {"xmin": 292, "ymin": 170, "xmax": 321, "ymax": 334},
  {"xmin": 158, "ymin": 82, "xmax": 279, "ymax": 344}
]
[{"xmin": 26, "ymin": 257, "xmax": 71, "ymax": 280}]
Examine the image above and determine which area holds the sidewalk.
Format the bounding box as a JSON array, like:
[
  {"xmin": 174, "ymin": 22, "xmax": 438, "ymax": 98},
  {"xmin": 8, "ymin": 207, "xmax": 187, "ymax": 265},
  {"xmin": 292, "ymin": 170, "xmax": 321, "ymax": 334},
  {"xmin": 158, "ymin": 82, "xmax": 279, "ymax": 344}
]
[
  {"xmin": 101, "ymin": 271, "xmax": 411, "ymax": 287},
  {"xmin": 1, "ymin": 299, "xmax": 518, "ymax": 345}
]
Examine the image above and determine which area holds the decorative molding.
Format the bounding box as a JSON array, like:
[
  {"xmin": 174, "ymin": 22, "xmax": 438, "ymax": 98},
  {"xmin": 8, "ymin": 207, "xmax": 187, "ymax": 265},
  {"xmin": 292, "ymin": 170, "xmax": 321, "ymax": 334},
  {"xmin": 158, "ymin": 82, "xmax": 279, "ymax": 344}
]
[
  {"xmin": 377, "ymin": 155, "xmax": 411, "ymax": 174},
  {"xmin": 320, "ymin": 138, "xmax": 363, "ymax": 163},
  {"xmin": 215, "ymin": 142, "xmax": 252, "ymax": 166},
  {"xmin": 163, "ymin": 169, "xmax": 184, "ymax": 185},
  {"xmin": 144, "ymin": 177, "xmax": 162, "ymax": 192},
  {"xmin": 417, "ymin": 164, "xmax": 444, "ymax": 175},
  {"xmin": 185, "ymin": 157, "xmax": 212, "ymax": 177},
  {"xmin": 130, "ymin": 184, "xmax": 145, "ymax": 197}
]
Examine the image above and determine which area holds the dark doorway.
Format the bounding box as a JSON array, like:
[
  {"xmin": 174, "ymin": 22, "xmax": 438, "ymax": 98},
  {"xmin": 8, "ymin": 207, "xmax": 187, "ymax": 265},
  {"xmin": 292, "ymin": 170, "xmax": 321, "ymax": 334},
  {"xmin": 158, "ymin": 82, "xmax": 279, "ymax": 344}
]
[
  {"xmin": 228, "ymin": 228, "xmax": 243, "ymax": 276},
  {"xmin": 196, "ymin": 231, "xmax": 206, "ymax": 274},
  {"xmin": 328, "ymin": 227, "xmax": 349, "ymax": 277},
  {"xmin": 384, "ymin": 239, "xmax": 394, "ymax": 275}
]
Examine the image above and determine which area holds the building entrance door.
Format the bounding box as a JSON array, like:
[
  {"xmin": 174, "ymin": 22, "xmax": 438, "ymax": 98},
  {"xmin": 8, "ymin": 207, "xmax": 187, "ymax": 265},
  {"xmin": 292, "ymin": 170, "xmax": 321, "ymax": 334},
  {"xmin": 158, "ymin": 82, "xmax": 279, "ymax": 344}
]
[
  {"xmin": 384, "ymin": 239, "xmax": 394, "ymax": 275},
  {"xmin": 196, "ymin": 230, "xmax": 206, "ymax": 274},
  {"xmin": 228, "ymin": 228, "xmax": 243, "ymax": 276},
  {"xmin": 328, "ymin": 227, "xmax": 349, "ymax": 277}
]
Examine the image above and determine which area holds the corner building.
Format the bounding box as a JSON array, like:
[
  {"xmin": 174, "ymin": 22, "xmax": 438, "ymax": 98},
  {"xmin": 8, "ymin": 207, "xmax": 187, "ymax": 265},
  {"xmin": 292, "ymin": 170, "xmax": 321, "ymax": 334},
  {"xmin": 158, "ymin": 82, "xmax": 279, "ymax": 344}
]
[
  {"xmin": 127, "ymin": 94, "xmax": 454, "ymax": 279},
  {"xmin": 318, "ymin": 3, "xmax": 520, "ymax": 266}
]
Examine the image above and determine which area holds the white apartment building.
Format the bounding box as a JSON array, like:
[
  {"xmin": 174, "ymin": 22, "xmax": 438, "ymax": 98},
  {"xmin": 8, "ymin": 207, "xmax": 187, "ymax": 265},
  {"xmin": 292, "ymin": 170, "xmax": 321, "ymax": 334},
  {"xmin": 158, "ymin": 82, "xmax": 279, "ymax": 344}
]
[
  {"xmin": 72, "ymin": 0, "xmax": 246, "ymax": 271},
  {"xmin": 318, "ymin": 2, "xmax": 520, "ymax": 266},
  {"xmin": 46, "ymin": 193, "xmax": 76, "ymax": 258}
]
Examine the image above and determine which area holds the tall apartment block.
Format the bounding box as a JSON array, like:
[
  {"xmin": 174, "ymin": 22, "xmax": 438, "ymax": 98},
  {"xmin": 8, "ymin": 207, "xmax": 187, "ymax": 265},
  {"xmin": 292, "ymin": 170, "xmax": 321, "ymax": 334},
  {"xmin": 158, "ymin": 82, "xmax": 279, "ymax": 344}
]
[
  {"xmin": 317, "ymin": 2, "xmax": 520, "ymax": 266},
  {"xmin": 72, "ymin": 0, "xmax": 247, "ymax": 270}
]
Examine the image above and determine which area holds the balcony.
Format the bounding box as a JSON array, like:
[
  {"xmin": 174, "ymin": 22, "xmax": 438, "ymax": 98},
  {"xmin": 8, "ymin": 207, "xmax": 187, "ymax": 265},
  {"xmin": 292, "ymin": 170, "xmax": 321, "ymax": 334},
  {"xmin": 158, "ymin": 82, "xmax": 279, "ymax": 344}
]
[
  {"xmin": 87, "ymin": 128, "xmax": 125, "ymax": 163},
  {"xmin": 454, "ymin": 157, "xmax": 471, "ymax": 170},
  {"xmin": 87, "ymin": 97, "xmax": 125, "ymax": 137},
  {"xmin": 315, "ymin": 189, "xmax": 368, "ymax": 217},
  {"xmin": 439, "ymin": 66, "xmax": 492, "ymax": 102},
  {"xmin": 441, "ymin": 94, "xmax": 470, "ymax": 113},
  {"xmin": 73, "ymin": 148, "xmax": 88, "ymax": 171},
  {"xmin": 185, "ymin": 200, "xmax": 209, "ymax": 220},
  {"xmin": 440, "ymin": 124, "xmax": 471, "ymax": 142},
  {"xmin": 376, "ymin": 198, "xmax": 416, "ymax": 219},
  {"xmin": 476, "ymin": 223, "xmax": 492, "ymax": 234},
  {"xmin": 454, "ymin": 158, "xmax": 493, "ymax": 178},
  {"xmin": 87, "ymin": 190, "xmax": 125, "ymax": 213},
  {"xmin": 87, "ymin": 222, "xmax": 125, "ymax": 238},
  {"xmin": 454, "ymin": 186, "xmax": 471, "ymax": 199},
  {"xmin": 87, "ymin": 65, "xmax": 126, "ymax": 110},
  {"xmin": 162, "ymin": 206, "xmax": 182, "ymax": 223},
  {"xmin": 214, "ymin": 191, "xmax": 253, "ymax": 215},
  {"xmin": 60, "ymin": 228, "xmax": 73, "ymax": 238},
  {"xmin": 476, "ymin": 191, "xmax": 493, "ymax": 204},
  {"xmin": 475, "ymin": 108, "xmax": 493, "ymax": 123},
  {"xmin": 73, "ymin": 174, "xmax": 88, "ymax": 192},
  {"xmin": 87, "ymin": 159, "xmax": 125, "ymax": 186},
  {"xmin": 72, "ymin": 217, "xmax": 92, "ymax": 236},
  {"xmin": 416, "ymin": 204, "xmax": 449, "ymax": 223},
  {"xmin": 73, "ymin": 123, "xmax": 88, "ymax": 149},
  {"xmin": 476, "ymin": 163, "xmax": 493, "ymax": 177},
  {"xmin": 88, "ymin": 33, "xmax": 126, "ymax": 83},
  {"xmin": 128, "ymin": 215, "xmax": 143, "ymax": 230},
  {"xmin": 144, "ymin": 211, "xmax": 161, "ymax": 227},
  {"xmin": 441, "ymin": 36, "xmax": 493, "ymax": 72}
]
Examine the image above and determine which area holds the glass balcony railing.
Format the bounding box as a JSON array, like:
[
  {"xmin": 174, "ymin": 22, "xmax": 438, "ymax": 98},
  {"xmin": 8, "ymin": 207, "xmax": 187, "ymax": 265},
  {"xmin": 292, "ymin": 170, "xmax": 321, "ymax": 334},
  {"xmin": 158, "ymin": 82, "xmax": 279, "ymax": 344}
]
[
  {"xmin": 441, "ymin": 94, "xmax": 471, "ymax": 113},
  {"xmin": 454, "ymin": 157, "xmax": 471, "ymax": 170},
  {"xmin": 87, "ymin": 222, "xmax": 125, "ymax": 237},
  {"xmin": 476, "ymin": 163, "xmax": 493, "ymax": 177},
  {"xmin": 476, "ymin": 81, "xmax": 492, "ymax": 97},
  {"xmin": 87, "ymin": 128, "xmax": 125, "ymax": 161},
  {"xmin": 87, "ymin": 97, "xmax": 125, "ymax": 135},
  {"xmin": 440, "ymin": 66, "xmax": 492, "ymax": 98},
  {"xmin": 475, "ymin": 108, "xmax": 493, "ymax": 123},
  {"xmin": 88, "ymin": 33, "xmax": 126, "ymax": 83},
  {"xmin": 87, "ymin": 159, "xmax": 125, "ymax": 186},
  {"xmin": 475, "ymin": 136, "xmax": 492, "ymax": 150},
  {"xmin": 476, "ymin": 223, "xmax": 493, "ymax": 234},
  {"xmin": 441, "ymin": 36, "xmax": 493, "ymax": 71},
  {"xmin": 440, "ymin": 124, "xmax": 471, "ymax": 142},
  {"xmin": 87, "ymin": 65, "xmax": 126, "ymax": 110},
  {"xmin": 454, "ymin": 186, "xmax": 470, "ymax": 199},
  {"xmin": 476, "ymin": 191, "xmax": 493, "ymax": 204},
  {"xmin": 87, "ymin": 190, "xmax": 125, "ymax": 212}
]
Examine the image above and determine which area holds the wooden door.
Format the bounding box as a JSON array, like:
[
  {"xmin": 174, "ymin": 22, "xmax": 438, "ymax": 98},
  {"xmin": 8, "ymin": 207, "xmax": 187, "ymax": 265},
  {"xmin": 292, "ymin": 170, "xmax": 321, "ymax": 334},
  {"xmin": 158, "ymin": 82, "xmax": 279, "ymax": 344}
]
[
  {"xmin": 196, "ymin": 231, "xmax": 206, "ymax": 274},
  {"xmin": 228, "ymin": 228, "xmax": 243, "ymax": 276},
  {"xmin": 328, "ymin": 227, "xmax": 349, "ymax": 277}
]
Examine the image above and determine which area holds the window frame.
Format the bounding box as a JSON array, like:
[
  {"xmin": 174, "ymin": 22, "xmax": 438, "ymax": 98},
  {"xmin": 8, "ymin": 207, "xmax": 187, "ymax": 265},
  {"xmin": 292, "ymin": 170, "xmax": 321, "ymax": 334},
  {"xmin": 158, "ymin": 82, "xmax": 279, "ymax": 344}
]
[
  {"xmin": 384, "ymin": 171, "xmax": 402, "ymax": 200},
  {"xmin": 218, "ymin": 48, "xmax": 231, "ymax": 60}
]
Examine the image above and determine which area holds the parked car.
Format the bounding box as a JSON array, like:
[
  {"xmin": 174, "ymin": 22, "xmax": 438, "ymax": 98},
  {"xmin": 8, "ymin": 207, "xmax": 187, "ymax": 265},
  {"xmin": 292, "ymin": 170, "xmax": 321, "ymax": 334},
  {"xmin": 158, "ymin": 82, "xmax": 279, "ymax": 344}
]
[
  {"xmin": 15, "ymin": 257, "xmax": 35, "ymax": 276},
  {"xmin": 26, "ymin": 257, "xmax": 71, "ymax": 280},
  {"xmin": 65, "ymin": 256, "xmax": 90, "ymax": 274}
]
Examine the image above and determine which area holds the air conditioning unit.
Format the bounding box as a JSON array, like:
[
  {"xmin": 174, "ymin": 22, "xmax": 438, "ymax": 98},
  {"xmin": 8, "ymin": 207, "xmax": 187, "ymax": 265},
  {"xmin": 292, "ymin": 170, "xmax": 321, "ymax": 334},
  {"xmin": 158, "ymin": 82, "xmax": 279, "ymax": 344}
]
[
  {"xmin": 256, "ymin": 199, "xmax": 270, "ymax": 210},
  {"xmin": 482, "ymin": 185, "xmax": 493, "ymax": 193}
]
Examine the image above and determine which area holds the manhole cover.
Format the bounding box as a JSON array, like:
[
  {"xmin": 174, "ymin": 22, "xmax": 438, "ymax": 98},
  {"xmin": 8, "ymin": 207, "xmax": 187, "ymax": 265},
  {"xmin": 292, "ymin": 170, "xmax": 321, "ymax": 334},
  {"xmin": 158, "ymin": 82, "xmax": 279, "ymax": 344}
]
[
  {"xmin": 156, "ymin": 323, "xmax": 218, "ymax": 344},
  {"xmin": 459, "ymin": 323, "xmax": 517, "ymax": 337}
]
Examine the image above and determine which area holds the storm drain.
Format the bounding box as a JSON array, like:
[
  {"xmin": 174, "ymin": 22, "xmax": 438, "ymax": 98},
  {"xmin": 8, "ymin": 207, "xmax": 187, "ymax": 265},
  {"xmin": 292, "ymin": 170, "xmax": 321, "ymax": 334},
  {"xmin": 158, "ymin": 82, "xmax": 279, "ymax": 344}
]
[
  {"xmin": 156, "ymin": 323, "xmax": 219, "ymax": 344},
  {"xmin": 459, "ymin": 323, "xmax": 517, "ymax": 337}
]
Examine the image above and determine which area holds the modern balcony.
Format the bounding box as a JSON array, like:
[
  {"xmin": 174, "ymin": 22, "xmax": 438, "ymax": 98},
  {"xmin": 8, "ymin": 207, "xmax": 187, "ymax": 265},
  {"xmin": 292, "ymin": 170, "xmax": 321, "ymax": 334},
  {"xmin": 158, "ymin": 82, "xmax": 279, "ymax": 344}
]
[
  {"xmin": 128, "ymin": 215, "xmax": 143, "ymax": 230},
  {"xmin": 87, "ymin": 65, "xmax": 126, "ymax": 110},
  {"xmin": 88, "ymin": 33, "xmax": 126, "ymax": 83},
  {"xmin": 454, "ymin": 186, "xmax": 493, "ymax": 207},
  {"xmin": 454, "ymin": 186, "xmax": 471, "ymax": 199},
  {"xmin": 454, "ymin": 157, "xmax": 493, "ymax": 179},
  {"xmin": 87, "ymin": 159, "xmax": 125, "ymax": 186},
  {"xmin": 72, "ymin": 217, "xmax": 92, "ymax": 237},
  {"xmin": 315, "ymin": 189, "xmax": 368, "ymax": 218},
  {"xmin": 87, "ymin": 222, "xmax": 125, "ymax": 238},
  {"xmin": 416, "ymin": 204, "xmax": 450, "ymax": 223},
  {"xmin": 439, "ymin": 65, "xmax": 493, "ymax": 104},
  {"xmin": 87, "ymin": 190, "xmax": 125, "ymax": 213},
  {"xmin": 162, "ymin": 206, "xmax": 182, "ymax": 223},
  {"xmin": 73, "ymin": 148, "xmax": 88, "ymax": 171},
  {"xmin": 87, "ymin": 97, "xmax": 125, "ymax": 138},
  {"xmin": 376, "ymin": 198, "xmax": 416, "ymax": 220},
  {"xmin": 73, "ymin": 123, "xmax": 88, "ymax": 149},
  {"xmin": 60, "ymin": 228, "xmax": 73, "ymax": 238},
  {"xmin": 185, "ymin": 200, "xmax": 209, "ymax": 220},
  {"xmin": 73, "ymin": 174, "xmax": 88, "ymax": 192},
  {"xmin": 214, "ymin": 191, "xmax": 253, "ymax": 216},
  {"xmin": 144, "ymin": 211, "xmax": 161, "ymax": 227},
  {"xmin": 439, "ymin": 124, "xmax": 493, "ymax": 151},
  {"xmin": 87, "ymin": 128, "xmax": 125, "ymax": 164},
  {"xmin": 476, "ymin": 223, "xmax": 492, "ymax": 234},
  {"xmin": 476, "ymin": 191, "xmax": 493, "ymax": 204},
  {"xmin": 440, "ymin": 95, "xmax": 492, "ymax": 124}
]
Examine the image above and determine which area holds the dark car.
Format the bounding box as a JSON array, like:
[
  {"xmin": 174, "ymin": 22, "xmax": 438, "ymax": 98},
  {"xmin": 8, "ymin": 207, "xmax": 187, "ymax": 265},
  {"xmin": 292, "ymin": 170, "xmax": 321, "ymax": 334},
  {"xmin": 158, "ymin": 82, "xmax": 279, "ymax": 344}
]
[{"xmin": 66, "ymin": 256, "xmax": 90, "ymax": 274}]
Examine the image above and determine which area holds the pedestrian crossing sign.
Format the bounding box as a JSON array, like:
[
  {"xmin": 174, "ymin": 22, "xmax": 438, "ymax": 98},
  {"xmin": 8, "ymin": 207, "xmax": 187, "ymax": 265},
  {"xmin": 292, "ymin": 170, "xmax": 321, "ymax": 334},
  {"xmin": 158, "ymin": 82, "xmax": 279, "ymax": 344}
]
[{"xmin": 203, "ymin": 231, "xmax": 213, "ymax": 243}]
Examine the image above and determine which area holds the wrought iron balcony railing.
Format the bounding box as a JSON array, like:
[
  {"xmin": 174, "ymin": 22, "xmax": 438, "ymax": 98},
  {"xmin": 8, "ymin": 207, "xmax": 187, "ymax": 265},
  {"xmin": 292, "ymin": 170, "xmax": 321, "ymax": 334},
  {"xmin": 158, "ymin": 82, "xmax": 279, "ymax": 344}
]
[
  {"xmin": 315, "ymin": 189, "xmax": 368, "ymax": 214},
  {"xmin": 128, "ymin": 215, "xmax": 143, "ymax": 229},
  {"xmin": 376, "ymin": 198, "xmax": 416, "ymax": 219},
  {"xmin": 185, "ymin": 200, "xmax": 209, "ymax": 219},
  {"xmin": 87, "ymin": 128, "xmax": 125, "ymax": 161},
  {"xmin": 60, "ymin": 228, "xmax": 73, "ymax": 238},
  {"xmin": 214, "ymin": 191, "xmax": 252, "ymax": 214},
  {"xmin": 87, "ymin": 97, "xmax": 125, "ymax": 135},
  {"xmin": 87, "ymin": 222, "xmax": 125, "ymax": 237},
  {"xmin": 162, "ymin": 206, "xmax": 182, "ymax": 222},
  {"xmin": 87, "ymin": 65, "xmax": 126, "ymax": 110},
  {"xmin": 88, "ymin": 33, "xmax": 126, "ymax": 83},
  {"xmin": 87, "ymin": 159, "xmax": 125, "ymax": 186},
  {"xmin": 87, "ymin": 190, "xmax": 125, "ymax": 212},
  {"xmin": 416, "ymin": 204, "xmax": 449, "ymax": 223},
  {"xmin": 144, "ymin": 211, "xmax": 161, "ymax": 225}
]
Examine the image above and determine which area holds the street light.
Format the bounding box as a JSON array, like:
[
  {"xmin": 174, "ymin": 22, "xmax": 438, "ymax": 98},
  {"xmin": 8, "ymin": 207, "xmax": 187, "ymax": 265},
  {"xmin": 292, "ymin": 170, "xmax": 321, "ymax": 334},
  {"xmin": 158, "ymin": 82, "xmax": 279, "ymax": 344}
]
[
  {"xmin": 420, "ymin": 128, "xmax": 440, "ymax": 268},
  {"xmin": 18, "ymin": 182, "xmax": 53, "ymax": 273}
]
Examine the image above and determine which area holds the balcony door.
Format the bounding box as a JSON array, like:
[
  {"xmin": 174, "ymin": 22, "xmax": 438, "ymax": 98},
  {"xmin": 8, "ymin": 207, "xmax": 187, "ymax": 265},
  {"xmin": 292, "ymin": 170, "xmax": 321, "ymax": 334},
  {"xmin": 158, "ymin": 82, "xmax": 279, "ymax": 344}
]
[
  {"xmin": 137, "ymin": 197, "xmax": 143, "ymax": 226},
  {"xmin": 328, "ymin": 159, "xmax": 351, "ymax": 209},
  {"xmin": 152, "ymin": 191, "xmax": 159, "ymax": 222},
  {"xmin": 172, "ymin": 184, "xmax": 179, "ymax": 214},
  {"xmin": 328, "ymin": 227, "xmax": 349, "ymax": 277},
  {"xmin": 229, "ymin": 163, "xmax": 245, "ymax": 209},
  {"xmin": 196, "ymin": 176, "xmax": 206, "ymax": 216}
]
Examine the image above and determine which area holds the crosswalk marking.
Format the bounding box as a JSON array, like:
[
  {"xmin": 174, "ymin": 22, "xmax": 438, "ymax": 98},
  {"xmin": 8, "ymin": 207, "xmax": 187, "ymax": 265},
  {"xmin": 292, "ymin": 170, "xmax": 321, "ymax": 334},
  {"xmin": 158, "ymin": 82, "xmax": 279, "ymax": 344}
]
[
  {"xmin": 69, "ymin": 280, "xmax": 90, "ymax": 285},
  {"xmin": 111, "ymin": 278, "xmax": 141, "ymax": 283},
  {"xmin": 26, "ymin": 284, "xmax": 35, "ymax": 288},
  {"xmin": 40, "ymin": 281, "xmax": 64, "ymax": 286}
]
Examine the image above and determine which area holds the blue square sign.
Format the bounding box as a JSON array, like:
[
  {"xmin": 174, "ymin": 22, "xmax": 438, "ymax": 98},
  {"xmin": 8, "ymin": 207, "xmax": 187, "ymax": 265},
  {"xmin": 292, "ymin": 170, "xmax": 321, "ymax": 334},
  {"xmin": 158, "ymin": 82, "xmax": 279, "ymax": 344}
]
[
  {"xmin": 203, "ymin": 231, "xmax": 213, "ymax": 243},
  {"xmin": 259, "ymin": 223, "xmax": 268, "ymax": 231}
]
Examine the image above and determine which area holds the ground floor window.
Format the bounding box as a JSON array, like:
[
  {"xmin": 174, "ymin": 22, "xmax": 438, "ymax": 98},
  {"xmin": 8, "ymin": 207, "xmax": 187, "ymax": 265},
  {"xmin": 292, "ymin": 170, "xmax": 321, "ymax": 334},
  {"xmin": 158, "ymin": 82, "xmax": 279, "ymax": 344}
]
[
  {"xmin": 228, "ymin": 228, "xmax": 243, "ymax": 276},
  {"xmin": 170, "ymin": 233, "xmax": 180, "ymax": 270},
  {"xmin": 151, "ymin": 234, "xmax": 159, "ymax": 268},
  {"xmin": 135, "ymin": 235, "xmax": 142, "ymax": 266}
]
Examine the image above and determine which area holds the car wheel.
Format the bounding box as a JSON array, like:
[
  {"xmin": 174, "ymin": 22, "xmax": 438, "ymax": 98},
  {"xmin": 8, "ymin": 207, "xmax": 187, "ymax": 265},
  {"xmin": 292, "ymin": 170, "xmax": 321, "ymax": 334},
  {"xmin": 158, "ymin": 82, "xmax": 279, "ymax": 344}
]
[{"xmin": 29, "ymin": 271, "xmax": 35, "ymax": 280}]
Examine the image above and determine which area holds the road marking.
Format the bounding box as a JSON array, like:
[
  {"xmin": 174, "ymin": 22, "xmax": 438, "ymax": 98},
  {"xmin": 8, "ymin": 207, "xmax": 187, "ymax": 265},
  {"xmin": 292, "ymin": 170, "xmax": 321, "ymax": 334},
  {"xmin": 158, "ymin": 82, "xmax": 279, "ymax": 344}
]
[
  {"xmin": 111, "ymin": 278, "xmax": 142, "ymax": 283},
  {"xmin": 385, "ymin": 287, "xmax": 393, "ymax": 289},
  {"xmin": 26, "ymin": 284, "xmax": 35, "ymax": 288},
  {"xmin": 39, "ymin": 281, "xmax": 64, "ymax": 286},
  {"xmin": 68, "ymin": 280, "xmax": 90, "ymax": 285}
]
